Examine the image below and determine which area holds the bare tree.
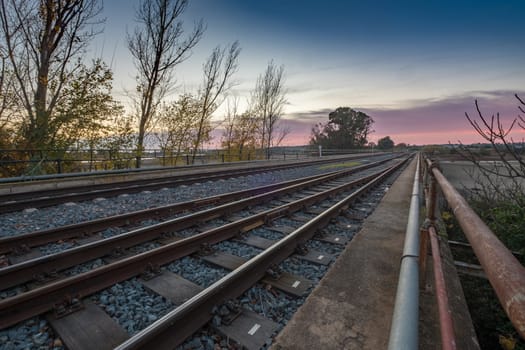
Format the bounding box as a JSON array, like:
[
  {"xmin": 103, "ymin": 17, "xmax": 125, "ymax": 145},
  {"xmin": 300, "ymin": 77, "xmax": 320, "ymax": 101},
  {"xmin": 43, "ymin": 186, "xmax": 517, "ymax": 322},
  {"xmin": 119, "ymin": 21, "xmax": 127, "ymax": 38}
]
[
  {"xmin": 128, "ymin": 0, "xmax": 204, "ymax": 167},
  {"xmin": 275, "ymin": 120, "xmax": 291, "ymax": 147},
  {"xmin": 190, "ymin": 41, "xmax": 240, "ymax": 163},
  {"xmin": 251, "ymin": 60, "xmax": 287, "ymax": 159},
  {"xmin": 458, "ymin": 94, "xmax": 525, "ymax": 205},
  {"xmin": 0, "ymin": 0, "xmax": 103, "ymax": 149},
  {"xmin": 221, "ymin": 96, "xmax": 240, "ymax": 155},
  {"xmin": 0, "ymin": 54, "xmax": 15, "ymax": 138}
]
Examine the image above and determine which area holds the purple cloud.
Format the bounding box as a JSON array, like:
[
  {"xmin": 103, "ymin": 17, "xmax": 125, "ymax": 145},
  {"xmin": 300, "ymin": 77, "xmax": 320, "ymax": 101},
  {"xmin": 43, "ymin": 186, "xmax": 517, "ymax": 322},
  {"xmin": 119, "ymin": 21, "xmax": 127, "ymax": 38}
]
[{"xmin": 282, "ymin": 90, "xmax": 525, "ymax": 145}]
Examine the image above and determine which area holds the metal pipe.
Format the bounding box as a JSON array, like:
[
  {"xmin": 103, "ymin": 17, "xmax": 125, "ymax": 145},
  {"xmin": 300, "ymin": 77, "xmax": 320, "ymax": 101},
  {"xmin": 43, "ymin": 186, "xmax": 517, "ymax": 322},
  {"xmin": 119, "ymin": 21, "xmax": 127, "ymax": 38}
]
[
  {"xmin": 428, "ymin": 160, "xmax": 525, "ymax": 339},
  {"xmin": 429, "ymin": 226, "xmax": 457, "ymax": 350},
  {"xmin": 388, "ymin": 155, "xmax": 421, "ymax": 350}
]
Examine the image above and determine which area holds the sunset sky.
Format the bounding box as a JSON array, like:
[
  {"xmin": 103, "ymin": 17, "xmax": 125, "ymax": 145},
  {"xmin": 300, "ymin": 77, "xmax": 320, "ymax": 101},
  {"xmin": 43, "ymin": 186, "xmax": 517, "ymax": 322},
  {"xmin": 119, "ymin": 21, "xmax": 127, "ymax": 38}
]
[{"xmin": 91, "ymin": 0, "xmax": 525, "ymax": 146}]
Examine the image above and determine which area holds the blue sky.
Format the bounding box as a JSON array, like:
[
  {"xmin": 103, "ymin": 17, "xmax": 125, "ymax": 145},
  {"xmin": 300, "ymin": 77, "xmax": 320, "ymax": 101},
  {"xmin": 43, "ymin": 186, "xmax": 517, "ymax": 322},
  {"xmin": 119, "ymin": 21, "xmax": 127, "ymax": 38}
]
[{"xmin": 92, "ymin": 0, "xmax": 525, "ymax": 145}]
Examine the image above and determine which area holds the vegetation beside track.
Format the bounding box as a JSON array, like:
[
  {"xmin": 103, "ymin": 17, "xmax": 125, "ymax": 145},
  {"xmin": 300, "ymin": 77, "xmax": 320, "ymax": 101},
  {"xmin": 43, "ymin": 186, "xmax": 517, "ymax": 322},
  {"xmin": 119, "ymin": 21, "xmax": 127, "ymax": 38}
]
[{"xmin": 443, "ymin": 198, "xmax": 525, "ymax": 350}]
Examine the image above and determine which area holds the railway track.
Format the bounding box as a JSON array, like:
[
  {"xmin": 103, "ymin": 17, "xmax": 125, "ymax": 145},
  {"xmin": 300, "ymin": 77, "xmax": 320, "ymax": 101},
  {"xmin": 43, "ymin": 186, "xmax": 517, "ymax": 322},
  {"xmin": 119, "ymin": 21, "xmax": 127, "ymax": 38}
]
[
  {"xmin": 0, "ymin": 157, "xmax": 396, "ymax": 290},
  {"xmin": 0, "ymin": 157, "xmax": 395, "ymax": 261},
  {"xmin": 0, "ymin": 155, "xmax": 383, "ymax": 214},
  {"xmin": 0, "ymin": 155, "xmax": 410, "ymax": 349}
]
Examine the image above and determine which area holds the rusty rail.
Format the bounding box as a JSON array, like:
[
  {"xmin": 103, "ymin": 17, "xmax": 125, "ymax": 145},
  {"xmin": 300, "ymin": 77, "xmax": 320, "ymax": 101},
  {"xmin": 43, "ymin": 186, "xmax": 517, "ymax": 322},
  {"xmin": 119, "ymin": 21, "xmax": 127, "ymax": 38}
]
[
  {"xmin": 425, "ymin": 157, "xmax": 525, "ymax": 340},
  {"xmin": 0, "ymin": 154, "xmax": 392, "ymax": 214},
  {"xmin": 429, "ymin": 226, "xmax": 457, "ymax": 350},
  {"xmin": 0, "ymin": 166, "xmax": 369, "ymax": 255}
]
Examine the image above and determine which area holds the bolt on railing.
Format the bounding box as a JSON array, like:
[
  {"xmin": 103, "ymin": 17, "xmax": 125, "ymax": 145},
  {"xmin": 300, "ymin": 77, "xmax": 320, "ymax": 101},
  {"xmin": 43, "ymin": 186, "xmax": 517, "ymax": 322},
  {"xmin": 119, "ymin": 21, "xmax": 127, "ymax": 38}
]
[{"xmin": 424, "ymin": 157, "xmax": 525, "ymax": 340}]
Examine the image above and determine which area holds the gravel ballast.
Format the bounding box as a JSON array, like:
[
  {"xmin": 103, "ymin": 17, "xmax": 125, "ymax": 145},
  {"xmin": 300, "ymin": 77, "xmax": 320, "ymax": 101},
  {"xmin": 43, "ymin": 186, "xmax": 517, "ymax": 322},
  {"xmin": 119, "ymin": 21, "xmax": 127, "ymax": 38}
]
[
  {"xmin": 0, "ymin": 165, "xmax": 340, "ymax": 238},
  {"xmin": 0, "ymin": 157, "xmax": 404, "ymax": 350}
]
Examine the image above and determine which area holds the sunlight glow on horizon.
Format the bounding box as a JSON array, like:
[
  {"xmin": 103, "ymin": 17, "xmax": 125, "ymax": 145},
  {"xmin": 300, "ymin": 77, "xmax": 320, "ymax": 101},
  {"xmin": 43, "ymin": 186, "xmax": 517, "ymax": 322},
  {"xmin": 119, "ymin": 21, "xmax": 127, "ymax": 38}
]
[{"xmin": 93, "ymin": 0, "xmax": 524, "ymax": 147}]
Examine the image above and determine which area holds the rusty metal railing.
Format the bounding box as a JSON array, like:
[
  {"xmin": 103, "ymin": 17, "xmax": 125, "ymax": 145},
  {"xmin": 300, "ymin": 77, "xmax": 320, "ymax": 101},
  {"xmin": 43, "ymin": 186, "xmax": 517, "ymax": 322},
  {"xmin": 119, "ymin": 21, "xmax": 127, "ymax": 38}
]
[
  {"xmin": 424, "ymin": 157, "xmax": 525, "ymax": 341},
  {"xmin": 428, "ymin": 225, "xmax": 457, "ymax": 350},
  {"xmin": 421, "ymin": 158, "xmax": 457, "ymax": 350}
]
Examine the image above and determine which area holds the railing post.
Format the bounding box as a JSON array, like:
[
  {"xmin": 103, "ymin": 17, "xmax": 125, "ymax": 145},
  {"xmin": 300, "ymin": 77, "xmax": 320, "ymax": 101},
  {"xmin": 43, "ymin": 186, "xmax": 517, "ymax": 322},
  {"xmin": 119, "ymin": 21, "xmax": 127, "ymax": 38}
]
[
  {"xmin": 427, "ymin": 164, "xmax": 438, "ymax": 223},
  {"xmin": 420, "ymin": 158, "xmax": 437, "ymax": 290},
  {"xmin": 419, "ymin": 226, "xmax": 429, "ymax": 290}
]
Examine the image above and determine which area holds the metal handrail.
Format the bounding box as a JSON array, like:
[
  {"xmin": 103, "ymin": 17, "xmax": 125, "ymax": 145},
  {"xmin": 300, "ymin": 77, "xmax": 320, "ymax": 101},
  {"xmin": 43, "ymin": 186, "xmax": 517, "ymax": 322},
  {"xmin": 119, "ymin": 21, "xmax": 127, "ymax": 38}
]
[
  {"xmin": 426, "ymin": 158, "xmax": 525, "ymax": 339},
  {"xmin": 422, "ymin": 156, "xmax": 458, "ymax": 350},
  {"xmin": 388, "ymin": 154, "xmax": 421, "ymax": 350}
]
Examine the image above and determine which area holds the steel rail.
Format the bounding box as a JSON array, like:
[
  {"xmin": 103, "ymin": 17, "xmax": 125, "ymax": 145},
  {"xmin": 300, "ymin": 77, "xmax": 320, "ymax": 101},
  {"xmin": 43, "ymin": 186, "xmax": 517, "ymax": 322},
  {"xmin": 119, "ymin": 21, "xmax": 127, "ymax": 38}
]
[
  {"xmin": 388, "ymin": 155, "xmax": 420, "ymax": 350},
  {"xmin": 426, "ymin": 158, "xmax": 525, "ymax": 339},
  {"xmin": 0, "ymin": 154, "xmax": 382, "ymax": 206},
  {"xmin": 0, "ymin": 166, "xmax": 362, "ymax": 255},
  {"xmin": 0, "ymin": 166, "xmax": 294, "ymax": 214},
  {"xmin": 115, "ymin": 158, "xmax": 406, "ymax": 349},
  {"xmin": 0, "ymin": 159, "xmax": 408, "ymax": 329},
  {"xmin": 0, "ymin": 158, "xmax": 394, "ymax": 290}
]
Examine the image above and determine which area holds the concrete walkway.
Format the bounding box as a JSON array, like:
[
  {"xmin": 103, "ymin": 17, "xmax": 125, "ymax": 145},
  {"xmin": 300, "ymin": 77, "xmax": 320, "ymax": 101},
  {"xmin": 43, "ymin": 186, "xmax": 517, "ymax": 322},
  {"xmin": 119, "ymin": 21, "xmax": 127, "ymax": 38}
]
[{"xmin": 271, "ymin": 158, "xmax": 417, "ymax": 350}]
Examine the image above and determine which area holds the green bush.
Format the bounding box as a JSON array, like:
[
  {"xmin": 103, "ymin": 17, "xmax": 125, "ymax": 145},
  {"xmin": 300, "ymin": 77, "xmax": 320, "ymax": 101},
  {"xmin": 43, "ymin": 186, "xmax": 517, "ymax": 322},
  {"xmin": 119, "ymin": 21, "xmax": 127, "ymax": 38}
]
[
  {"xmin": 470, "ymin": 198, "xmax": 525, "ymax": 260},
  {"xmin": 444, "ymin": 197, "xmax": 525, "ymax": 349}
]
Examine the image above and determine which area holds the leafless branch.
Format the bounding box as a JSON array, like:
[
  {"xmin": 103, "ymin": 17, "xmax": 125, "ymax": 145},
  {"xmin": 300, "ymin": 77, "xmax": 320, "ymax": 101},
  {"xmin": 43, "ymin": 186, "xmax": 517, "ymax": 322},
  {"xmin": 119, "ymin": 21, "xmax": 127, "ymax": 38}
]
[
  {"xmin": 456, "ymin": 95, "xmax": 525, "ymax": 206},
  {"xmin": 190, "ymin": 41, "xmax": 240, "ymax": 163},
  {"xmin": 128, "ymin": 0, "xmax": 204, "ymax": 167},
  {"xmin": 251, "ymin": 60, "xmax": 287, "ymax": 159}
]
